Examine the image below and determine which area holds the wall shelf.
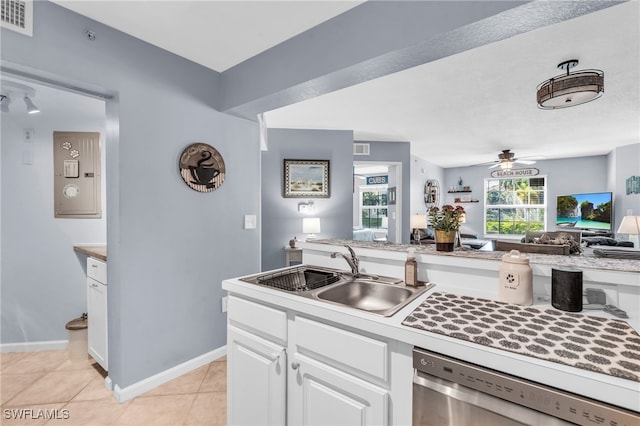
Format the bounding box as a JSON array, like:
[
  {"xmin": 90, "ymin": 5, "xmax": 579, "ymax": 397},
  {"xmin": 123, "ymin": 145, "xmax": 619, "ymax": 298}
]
[
  {"xmin": 456, "ymin": 200, "xmax": 479, "ymax": 203},
  {"xmin": 448, "ymin": 190, "xmax": 472, "ymax": 193}
]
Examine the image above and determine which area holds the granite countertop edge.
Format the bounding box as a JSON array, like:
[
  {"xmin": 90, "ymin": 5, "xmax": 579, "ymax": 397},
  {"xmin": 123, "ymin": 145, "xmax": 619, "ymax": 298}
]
[{"xmin": 303, "ymin": 239, "xmax": 640, "ymax": 273}]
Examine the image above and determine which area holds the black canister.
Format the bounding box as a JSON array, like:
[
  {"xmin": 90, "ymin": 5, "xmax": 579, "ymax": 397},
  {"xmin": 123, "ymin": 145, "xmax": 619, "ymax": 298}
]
[{"xmin": 551, "ymin": 268, "xmax": 583, "ymax": 312}]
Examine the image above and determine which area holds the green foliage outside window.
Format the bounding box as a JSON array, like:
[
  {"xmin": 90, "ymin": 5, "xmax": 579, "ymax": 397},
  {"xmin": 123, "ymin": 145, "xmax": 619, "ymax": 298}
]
[
  {"xmin": 485, "ymin": 178, "xmax": 546, "ymax": 235},
  {"xmin": 361, "ymin": 190, "xmax": 387, "ymax": 229}
]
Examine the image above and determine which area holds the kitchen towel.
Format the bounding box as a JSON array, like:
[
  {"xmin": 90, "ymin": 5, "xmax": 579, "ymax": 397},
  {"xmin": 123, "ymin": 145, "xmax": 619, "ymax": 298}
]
[{"xmin": 402, "ymin": 292, "xmax": 640, "ymax": 382}]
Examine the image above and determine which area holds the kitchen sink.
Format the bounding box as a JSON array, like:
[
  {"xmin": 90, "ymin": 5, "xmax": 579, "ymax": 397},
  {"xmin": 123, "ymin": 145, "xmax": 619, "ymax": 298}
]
[
  {"xmin": 240, "ymin": 265, "xmax": 433, "ymax": 317},
  {"xmin": 314, "ymin": 279, "xmax": 434, "ymax": 317},
  {"xmin": 240, "ymin": 265, "xmax": 345, "ymax": 292}
]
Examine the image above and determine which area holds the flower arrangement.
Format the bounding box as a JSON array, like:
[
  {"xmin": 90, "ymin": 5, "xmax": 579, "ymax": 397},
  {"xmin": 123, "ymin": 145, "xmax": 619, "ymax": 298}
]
[{"xmin": 428, "ymin": 205, "xmax": 465, "ymax": 232}]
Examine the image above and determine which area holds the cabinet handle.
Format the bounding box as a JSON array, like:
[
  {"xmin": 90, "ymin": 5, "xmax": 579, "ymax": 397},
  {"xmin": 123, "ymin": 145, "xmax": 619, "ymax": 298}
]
[
  {"xmin": 291, "ymin": 361, "xmax": 300, "ymax": 370},
  {"xmin": 91, "ymin": 264, "xmax": 98, "ymax": 268}
]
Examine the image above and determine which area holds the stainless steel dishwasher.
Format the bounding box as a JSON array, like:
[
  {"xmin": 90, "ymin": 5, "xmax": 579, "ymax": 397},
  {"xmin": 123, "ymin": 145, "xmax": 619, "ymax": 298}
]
[{"xmin": 413, "ymin": 347, "xmax": 639, "ymax": 426}]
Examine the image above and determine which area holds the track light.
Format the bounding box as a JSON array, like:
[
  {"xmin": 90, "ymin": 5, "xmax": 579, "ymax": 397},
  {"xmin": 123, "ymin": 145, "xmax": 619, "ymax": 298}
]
[
  {"xmin": 0, "ymin": 95, "xmax": 10, "ymax": 113},
  {"xmin": 24, "ymin": 96, "xmax": 40, "ymax": 114}
]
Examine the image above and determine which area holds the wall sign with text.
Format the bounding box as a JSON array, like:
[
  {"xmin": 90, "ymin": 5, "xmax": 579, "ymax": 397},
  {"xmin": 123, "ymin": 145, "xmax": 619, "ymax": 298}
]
[
  {"xmin": 366, "ymin": 175, "xmax": 388, "ymax": 185},
  {"xmin": 491, "ymin": 168, "xmax": 539, "ymax": 178}
]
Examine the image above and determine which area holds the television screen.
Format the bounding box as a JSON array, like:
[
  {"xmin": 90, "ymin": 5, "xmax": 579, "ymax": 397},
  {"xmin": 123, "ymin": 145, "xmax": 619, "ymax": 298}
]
[{"xmin": 556, "ymin": 192, "xmax": 612, "ymax": 231}]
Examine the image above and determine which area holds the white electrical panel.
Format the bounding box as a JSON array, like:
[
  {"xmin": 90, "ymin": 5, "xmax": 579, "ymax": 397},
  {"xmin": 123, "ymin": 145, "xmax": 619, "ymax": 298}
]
[{"xmin": 53, "ymin": 131, "xmax": 102, "ymax": 218}]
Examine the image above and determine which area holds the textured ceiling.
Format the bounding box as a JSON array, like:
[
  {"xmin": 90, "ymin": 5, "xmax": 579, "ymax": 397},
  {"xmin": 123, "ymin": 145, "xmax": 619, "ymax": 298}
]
[{"xmin": 45, "ymin": 1, "xmax": 640, "ymax": 168}]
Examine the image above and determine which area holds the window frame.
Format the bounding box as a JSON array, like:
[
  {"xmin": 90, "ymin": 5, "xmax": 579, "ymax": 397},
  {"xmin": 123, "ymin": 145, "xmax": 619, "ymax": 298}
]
[
  {"xmin": 483, "ymin": 175, "xmax": 548, "ymax": 238},
  {"xmin": 358, "ymin": 185, "xmax": 388, "ymax": 229}
]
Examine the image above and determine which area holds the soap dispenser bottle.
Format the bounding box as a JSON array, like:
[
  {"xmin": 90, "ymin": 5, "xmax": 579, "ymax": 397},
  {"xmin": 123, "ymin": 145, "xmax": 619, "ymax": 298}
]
[{"xmin": 405, "ymin": 248, "xmax": 418, "ymax": 286}]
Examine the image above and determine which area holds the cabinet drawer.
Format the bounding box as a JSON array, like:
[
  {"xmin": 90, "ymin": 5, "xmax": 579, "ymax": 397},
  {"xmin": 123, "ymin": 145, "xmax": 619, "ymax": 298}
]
[
  {"xmin": 87, "ymin": 257, "xmax": 107, "ymax": 284},
  {"xmin": 228, "ymin": 295, "xmax": 287, "ymax": 344},
  {"xmin": 295, "ymin": 316, "xmax": 388, "ymax": 382}
]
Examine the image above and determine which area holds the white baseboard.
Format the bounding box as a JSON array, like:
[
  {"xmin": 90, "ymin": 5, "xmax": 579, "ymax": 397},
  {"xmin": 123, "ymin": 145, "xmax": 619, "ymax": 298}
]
[
  {"xmin": 1, "ymin": 340, "xmax": 68, "ymax": 352},
  {"xmin": 113, "ymin": 345, "xmax": 226, "ymax": 403}
]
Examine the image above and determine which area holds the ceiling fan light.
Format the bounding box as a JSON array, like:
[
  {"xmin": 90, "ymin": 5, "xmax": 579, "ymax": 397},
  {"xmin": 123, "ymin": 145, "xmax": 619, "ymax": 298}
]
[
  {"xmin": 500, "ymin": 161, "xmax": 513, "ymax": 170},
  {"xmin": 537, "ymin": 60, "xmax": 604, "ymax": 110}
]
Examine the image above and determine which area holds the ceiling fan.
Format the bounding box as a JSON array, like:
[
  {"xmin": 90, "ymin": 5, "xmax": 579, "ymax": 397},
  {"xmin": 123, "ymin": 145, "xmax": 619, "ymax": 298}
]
[{"xmin": 488, "ymin": 149, "xmax": 536, "ymax": 169}]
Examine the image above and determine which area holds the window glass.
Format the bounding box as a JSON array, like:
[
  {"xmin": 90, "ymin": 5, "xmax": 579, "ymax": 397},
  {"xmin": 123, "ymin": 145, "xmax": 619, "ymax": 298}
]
[
  {"xmin": 484, "ymin": 177, "xmax": 546, "ymax": 236},
  {"xmin": 360, "ymin": 188, "xmax": 388, "ymax": 229}
]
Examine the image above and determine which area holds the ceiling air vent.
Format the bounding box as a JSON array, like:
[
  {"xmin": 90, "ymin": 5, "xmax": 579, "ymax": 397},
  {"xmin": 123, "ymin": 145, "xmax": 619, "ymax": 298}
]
[
  {"xmin": 353, "ymin": 143, "xmax": 370, "ymax": 156},
  {"xmin": 1, "ymin": 0, "xmax": 32, "ymax": 36}
]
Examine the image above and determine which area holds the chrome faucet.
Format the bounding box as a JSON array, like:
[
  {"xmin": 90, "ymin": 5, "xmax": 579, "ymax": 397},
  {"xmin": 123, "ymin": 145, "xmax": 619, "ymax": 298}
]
[{"xmin": 331, "ymin": 244, "xmax": 360, "ymax": 277}]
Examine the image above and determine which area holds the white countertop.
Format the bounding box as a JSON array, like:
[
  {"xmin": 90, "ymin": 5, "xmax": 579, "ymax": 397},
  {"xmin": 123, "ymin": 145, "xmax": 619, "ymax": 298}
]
[{"xmin": 223, "ymin": 268, "xmax": 640, "ymax": 413}]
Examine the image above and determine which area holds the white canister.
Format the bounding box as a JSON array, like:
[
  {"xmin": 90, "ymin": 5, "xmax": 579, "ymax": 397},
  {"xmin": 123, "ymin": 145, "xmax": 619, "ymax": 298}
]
[{"xmin": 498, "ymin": 250, "xmax": 533, "ymax": 305}]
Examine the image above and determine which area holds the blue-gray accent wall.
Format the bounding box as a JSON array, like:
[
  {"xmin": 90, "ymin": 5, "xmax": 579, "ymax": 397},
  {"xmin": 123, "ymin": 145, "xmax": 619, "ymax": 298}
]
[
  {"xmin": 1, "ymin": 1, "xmax": 260, "ymax": 389},
  {"xmin": 261, "ymin": 129, "xmax": 354, "ymax": 271}
]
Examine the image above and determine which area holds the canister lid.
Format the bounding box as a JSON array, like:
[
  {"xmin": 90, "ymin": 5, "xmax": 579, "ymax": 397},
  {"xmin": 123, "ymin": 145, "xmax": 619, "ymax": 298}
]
[{"xmin": 501, "ymin": 249, "xmax": 530, "ymax": 264}]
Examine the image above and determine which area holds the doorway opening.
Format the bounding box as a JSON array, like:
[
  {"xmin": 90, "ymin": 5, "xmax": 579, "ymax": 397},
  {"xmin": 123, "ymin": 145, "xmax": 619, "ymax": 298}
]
[{"xmin": 353, "ymin": 161, "xmax": 402, "ymax": 243}]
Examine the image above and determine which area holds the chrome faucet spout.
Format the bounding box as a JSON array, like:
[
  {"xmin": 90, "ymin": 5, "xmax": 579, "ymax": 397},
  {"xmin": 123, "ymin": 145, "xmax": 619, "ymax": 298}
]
[{"xmin": 330, "ymin": 244, "xmax": 360, "ymax": 276}]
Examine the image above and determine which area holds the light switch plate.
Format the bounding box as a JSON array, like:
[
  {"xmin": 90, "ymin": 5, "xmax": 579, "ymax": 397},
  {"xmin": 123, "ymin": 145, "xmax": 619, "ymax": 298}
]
[{"xmin": 244, "ymin": 214, "xmax": 256, "ymax": 229}]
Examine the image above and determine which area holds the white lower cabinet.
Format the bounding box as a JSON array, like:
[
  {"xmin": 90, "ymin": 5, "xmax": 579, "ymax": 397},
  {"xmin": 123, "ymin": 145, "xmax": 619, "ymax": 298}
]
[
  {"xmin": 289, "ymin": 353, "xmax": 389, "ymax": 426},
  {"xmin": 227, "ymin": 325, "xmax": 287, "ymax": 426},
  {"xmin": 227, "ymin": 294, "xmax": 391, "ymax": 426},
  {"xmin": 87, "ymin": 257, "xmax": 107, "ymax": 370}
]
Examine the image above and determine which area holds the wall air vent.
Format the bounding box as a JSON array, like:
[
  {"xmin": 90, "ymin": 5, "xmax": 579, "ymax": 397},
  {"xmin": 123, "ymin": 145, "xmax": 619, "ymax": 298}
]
[
  {"xmin": 353, "ymin": 143, "xmax": 370, "ymax": 156},
  {"xmin": 1, "ymin": 0, "xmax": 32, "ymax": 36}
]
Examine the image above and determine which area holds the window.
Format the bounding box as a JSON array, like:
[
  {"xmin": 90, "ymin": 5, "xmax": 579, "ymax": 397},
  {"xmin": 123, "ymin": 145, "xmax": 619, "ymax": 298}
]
[
  {"xmin": 484, "ymin": 177, "xmax": 546, "ymax": 236},
  {"xmin": 360, "ymin": 188, "xmax": 387, "ymax": 229}
]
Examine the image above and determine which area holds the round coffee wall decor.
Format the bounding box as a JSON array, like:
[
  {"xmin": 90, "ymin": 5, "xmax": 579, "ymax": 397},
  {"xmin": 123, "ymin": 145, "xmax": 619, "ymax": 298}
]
[{"xmin": 179, "ymin": 143, "xmax": 226, "ymax": 192}]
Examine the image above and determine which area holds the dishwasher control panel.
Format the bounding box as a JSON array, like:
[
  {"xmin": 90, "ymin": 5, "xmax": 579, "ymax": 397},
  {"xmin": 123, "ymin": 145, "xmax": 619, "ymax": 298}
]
[{"xmin": 413, "ymin": 348, "xmax": 639, "ymax": 426}]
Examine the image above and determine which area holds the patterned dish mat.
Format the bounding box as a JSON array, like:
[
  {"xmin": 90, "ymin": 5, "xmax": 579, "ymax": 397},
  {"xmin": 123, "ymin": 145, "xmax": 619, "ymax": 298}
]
[{"xmin": 402, "ymin": 292, "xmax": 640, "ymax": 382}]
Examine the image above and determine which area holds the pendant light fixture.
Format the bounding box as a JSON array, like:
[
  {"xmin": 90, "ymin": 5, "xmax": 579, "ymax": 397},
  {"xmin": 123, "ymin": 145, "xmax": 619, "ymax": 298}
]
[{"xmin": 536, "ymin": 60, "xmax": 604, "ymax": 109}]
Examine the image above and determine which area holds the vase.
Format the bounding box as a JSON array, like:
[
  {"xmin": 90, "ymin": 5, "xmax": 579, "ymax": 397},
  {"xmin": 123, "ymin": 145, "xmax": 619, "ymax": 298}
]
[{"xmin": 435, "ymin": 230, "xmax": 456, "ymax": 252}]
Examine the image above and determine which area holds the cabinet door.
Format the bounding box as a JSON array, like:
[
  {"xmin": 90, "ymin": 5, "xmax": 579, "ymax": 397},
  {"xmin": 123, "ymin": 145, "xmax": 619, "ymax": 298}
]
[
  {"xmin": 228, "ymin": 325, "xmax": 287, "ymax": 426},
  {"xmin": 87, "ymin": 278, "xmax": 107, "ymax": 370},
  {"xmin": 289, "ymin": 353, "xmax": 389, "ymax": 426}
]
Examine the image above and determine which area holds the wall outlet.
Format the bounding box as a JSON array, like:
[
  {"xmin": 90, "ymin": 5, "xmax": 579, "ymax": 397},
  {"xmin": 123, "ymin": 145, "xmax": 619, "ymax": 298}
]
[
  {"xmin": 24, "ymin": 128, "xmax": 34, "ymax": 143},
  {"xmin": 221, "ymin": 296, "xmax": 228, "ymax": 313}
]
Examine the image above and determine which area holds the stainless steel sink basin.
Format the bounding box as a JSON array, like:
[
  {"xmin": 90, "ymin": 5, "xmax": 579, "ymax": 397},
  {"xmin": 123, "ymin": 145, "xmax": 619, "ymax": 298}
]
[
  {"xmin": 239, "ymin": 265, "xmax": 434, "ymax": 317},
  {"xmin": 314, "ymin": 279, "xmax": 434, "ymax": 317}
]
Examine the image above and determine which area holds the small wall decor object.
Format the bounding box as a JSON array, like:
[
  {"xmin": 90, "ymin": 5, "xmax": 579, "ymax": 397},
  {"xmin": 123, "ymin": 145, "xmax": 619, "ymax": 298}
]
[
  {"xmin": 626, "ymin": 176, "xmax": 640, "ymax": 195},
  {"xmin": 284, "ymin": 159, "xmax": 330, "ymax": 198},
  {"xmin": 423, "ymin": 179, "xmax": 439, "ymax": 208},
  {"xmin": 457, "ymin": 177, "xmax": 463, "ymax": 191},
  {"xmin": 179, "ymin": 143, "xmax": 225, "ymax": 192},
  {"xmin": 388, "ymin": 187, "xmax": 397, "ymax": 205}
]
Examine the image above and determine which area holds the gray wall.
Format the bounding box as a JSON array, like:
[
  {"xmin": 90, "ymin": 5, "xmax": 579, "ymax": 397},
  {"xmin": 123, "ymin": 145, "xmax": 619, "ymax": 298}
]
[
  {"xmin": 442, "ymin": 155, "xmax": 613, "ymax": 237},
  {"xmin": 261, "ymin": 129, "xmax": 353, "ymax": 271},
  {"xmin": 2, "ymin": 1, "xmax": 261, "ymax": 390},
  {"xmin": 1, "ymin": 86, "xmax": 106, "ymax": 344},
  {"xmin": 612, "ymin": 143, "xmax": 640, "ymax": 231},
  {"xmin": 410, "ymin": 155, "xmax": 445, "ymax": 214}
]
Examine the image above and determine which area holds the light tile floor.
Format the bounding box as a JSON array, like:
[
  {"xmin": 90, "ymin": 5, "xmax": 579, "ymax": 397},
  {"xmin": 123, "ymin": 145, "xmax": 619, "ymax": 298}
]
[{"xmin": 1, "ymin": 350, "xmax": 226, "ymax": 425}]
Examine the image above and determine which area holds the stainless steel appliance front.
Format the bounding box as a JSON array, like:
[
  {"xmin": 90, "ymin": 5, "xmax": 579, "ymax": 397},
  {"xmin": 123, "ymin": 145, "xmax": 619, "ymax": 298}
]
[{"xmin": 413, "ymin": 347, "xmax": 639, "ymax": 426}]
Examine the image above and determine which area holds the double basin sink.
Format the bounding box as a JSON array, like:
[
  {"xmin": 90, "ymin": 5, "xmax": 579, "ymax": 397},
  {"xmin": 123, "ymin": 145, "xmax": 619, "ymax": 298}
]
[{"xmin": 240, "ymin": 265, "xmax": 434, "ymax": 317}]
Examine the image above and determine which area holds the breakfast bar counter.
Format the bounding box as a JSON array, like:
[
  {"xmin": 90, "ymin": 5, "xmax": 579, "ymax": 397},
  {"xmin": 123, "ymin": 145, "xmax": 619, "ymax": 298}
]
[{"xmin": 223, "ymin": 259, "xmax": 640, "ymax": 423}]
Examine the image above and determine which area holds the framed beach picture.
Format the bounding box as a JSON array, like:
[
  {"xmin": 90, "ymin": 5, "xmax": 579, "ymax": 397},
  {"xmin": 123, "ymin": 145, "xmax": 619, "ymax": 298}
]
[{"xmin": 283, "ymin": 159, "xmax": 330, "ymax": 198}]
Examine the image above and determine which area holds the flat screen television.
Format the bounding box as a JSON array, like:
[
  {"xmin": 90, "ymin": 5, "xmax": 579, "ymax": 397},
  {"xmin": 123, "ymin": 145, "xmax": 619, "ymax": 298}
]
[{"xmin": 556, "ymin": 192, "xmax": 613, "ymax": 231}]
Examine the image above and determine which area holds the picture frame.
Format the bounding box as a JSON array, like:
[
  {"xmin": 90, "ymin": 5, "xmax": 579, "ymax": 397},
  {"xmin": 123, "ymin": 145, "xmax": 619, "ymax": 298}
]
[{"xmin": 283, "ymin": 159, "xmax": 330, "ymax": 198}]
